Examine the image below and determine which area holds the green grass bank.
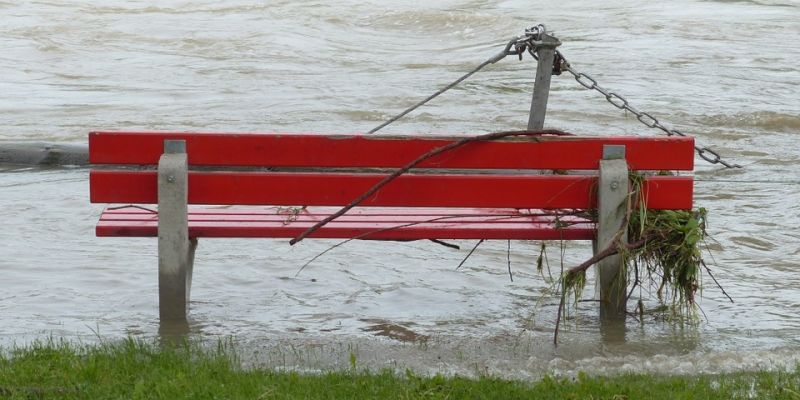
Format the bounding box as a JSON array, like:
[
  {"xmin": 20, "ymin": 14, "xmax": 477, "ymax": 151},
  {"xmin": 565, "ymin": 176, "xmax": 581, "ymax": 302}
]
[{"xmin": 1, "ymin": 339, "xmax": 799, "ymax": 399}]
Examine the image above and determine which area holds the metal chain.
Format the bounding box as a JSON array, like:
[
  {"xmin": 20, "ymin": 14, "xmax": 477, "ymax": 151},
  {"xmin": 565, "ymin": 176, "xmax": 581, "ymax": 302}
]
[
  {"xmin": 366, "ymin": 26, "xmax": 741, "ymax": 169},
  {"xmin": 555, "ymin": 51, "xmax": 742, "ymax": 168}
]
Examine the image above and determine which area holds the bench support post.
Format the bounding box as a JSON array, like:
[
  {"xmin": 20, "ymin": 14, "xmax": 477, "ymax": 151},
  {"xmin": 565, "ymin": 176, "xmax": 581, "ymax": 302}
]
[
  {"xmin": 596, "ymin": 145, "xmax": 628, "ymax": 320},
  {"xmin": 157, "ymin": 139, "xmax": 195, "ymax": 321}
]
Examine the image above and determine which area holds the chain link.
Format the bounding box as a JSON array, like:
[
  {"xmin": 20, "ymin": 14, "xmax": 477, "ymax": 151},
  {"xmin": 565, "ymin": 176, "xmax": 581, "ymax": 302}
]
[{"xmin": 556, "ymin": 51, "xmax": 742, "ymax": 168}]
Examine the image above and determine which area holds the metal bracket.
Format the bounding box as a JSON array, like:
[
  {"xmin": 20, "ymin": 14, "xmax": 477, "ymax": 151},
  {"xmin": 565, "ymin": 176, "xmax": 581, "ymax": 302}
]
[
  {"xmin": 164, "ymin": 139, "xmax": 186, "ymax": 154},
  {"xmin": 602, "ymin": 145, "xmax": 626, "ymax": 160}
]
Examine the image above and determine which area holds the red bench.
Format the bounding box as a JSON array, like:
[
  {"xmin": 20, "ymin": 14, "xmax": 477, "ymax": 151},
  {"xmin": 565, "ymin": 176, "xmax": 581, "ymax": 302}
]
[{"xmin": 89, "ymin": 131, "xmax": 694, "ymax": 320}]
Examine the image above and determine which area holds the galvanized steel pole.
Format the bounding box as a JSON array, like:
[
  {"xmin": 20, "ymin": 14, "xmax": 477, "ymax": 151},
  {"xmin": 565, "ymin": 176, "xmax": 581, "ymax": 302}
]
[
  {"xmin": 597, "ymin": 144, "xmax": 629, "ymax": 320},
  {"xmin": 527, "ymin": 33, "xmax": 561, "ymax": 130},
  {"xmin": 158, "ymin": 139, "xmax": 197, "ymax": 322}
]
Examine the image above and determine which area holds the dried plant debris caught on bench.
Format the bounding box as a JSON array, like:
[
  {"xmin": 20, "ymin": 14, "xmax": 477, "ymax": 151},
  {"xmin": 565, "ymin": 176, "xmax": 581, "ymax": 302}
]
[{"xmin": 555, "ymin": 172, "xmax": 726, "ymax": 343}]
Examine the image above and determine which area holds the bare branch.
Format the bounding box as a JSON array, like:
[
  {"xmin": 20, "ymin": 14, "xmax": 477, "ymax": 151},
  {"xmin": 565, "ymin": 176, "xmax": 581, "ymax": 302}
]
[{"xmin": 289, "ymin": 130, "xmax": 569, "ymax": 245}]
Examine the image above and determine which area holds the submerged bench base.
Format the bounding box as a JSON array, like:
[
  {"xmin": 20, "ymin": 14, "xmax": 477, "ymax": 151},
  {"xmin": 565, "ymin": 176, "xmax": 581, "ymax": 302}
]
[{"xmin": 89, "ymin": 132, "xmax": 695, "ymax": 322}]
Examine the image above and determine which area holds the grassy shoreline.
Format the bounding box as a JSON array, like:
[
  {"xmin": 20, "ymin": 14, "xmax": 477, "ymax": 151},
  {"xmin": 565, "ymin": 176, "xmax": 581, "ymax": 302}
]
[{"xmin": 1, "ymin": 339, "xmax": 799, "ymax": 399}]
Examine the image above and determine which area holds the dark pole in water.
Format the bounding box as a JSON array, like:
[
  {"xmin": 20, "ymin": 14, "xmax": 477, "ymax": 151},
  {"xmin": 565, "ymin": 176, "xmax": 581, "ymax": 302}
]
[{"xmin": 527, "ymin": 28, "xmax": 561, "ymax": 130}]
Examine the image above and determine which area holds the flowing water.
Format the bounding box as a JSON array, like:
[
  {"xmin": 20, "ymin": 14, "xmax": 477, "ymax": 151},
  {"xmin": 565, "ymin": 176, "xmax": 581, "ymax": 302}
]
[{"xmin": 1, "ymin": 0, "xmax": 800, "ymax": 378}]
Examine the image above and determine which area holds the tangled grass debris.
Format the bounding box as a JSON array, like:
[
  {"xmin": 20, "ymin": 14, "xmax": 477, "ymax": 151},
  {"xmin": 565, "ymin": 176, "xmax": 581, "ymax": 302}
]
[{"xmin": 555, "ymin": 171, "xmax": 721, "ymax": 343}]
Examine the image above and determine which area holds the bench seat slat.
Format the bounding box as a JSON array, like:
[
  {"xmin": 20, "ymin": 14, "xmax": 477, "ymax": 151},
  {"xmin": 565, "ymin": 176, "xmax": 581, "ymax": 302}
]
[
  {"xmin": 100, "ymin": 210, "xmax": 586, "ymax": 224},
  {"xmin": 101, "ymin": 206, "xmax": 547, "ymax": 217},
  {"xmin": 89, "ymin": 131, "xmax": 695, "ymax": 171},
  {"xmin": 97, "ymin": 207, "xmax": 595, "ymax": 240},
  {"xmin": 90, "ymin": 171, "xmax": 693, "ymax": 210}
]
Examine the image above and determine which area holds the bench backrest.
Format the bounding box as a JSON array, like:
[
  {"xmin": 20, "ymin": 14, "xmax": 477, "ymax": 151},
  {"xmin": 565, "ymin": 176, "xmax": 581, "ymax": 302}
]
[{"xmin": 89, "ymin": 131, "xmax": 694, "ymax": 210}]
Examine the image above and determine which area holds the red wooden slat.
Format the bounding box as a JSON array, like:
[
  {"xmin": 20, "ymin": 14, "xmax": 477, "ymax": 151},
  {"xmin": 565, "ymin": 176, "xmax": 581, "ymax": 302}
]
[
  {"xmin": 101, "ymin": 206, "xmax": 556, "ymax": 217},
  {"xmin": 101, "ymin": 213, "xmax": 545, "ymax": 223},
  {"xmin": 96, "ymin": 218, "xmax": 595, "ymax": 240},
  {"xmin": 90, "ymin": 170, "xmax": 692, "ymax": 210},
  {"xmin": 89, "ymin": 131, "xmax": 695, "ymax": 170},
  {"xmin": 100, "ymin": 208, "xmax": 591, "ymax": 226}
]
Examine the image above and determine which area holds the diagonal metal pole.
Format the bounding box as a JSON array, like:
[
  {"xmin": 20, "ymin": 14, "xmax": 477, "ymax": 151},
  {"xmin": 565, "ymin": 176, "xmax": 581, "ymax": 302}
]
[{"xmin": 527, "ymin": 33, "xmax": 561, "ymax": 130}]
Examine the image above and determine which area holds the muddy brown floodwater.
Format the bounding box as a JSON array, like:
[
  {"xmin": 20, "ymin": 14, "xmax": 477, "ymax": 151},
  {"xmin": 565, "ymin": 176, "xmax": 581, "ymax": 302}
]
[{"xmin": 1, "ymin": 0, "xmax": 799, "ymax": 378}]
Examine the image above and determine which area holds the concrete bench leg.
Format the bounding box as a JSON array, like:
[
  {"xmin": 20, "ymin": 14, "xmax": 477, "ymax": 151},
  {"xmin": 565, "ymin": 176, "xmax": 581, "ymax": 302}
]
[
  {"xmin": 596, "ymin": 145, "xmax": 628, "ymax": 320},
  {"xmin": 157, "ymin": 140, "xmax": 195, "ymax": 321}
]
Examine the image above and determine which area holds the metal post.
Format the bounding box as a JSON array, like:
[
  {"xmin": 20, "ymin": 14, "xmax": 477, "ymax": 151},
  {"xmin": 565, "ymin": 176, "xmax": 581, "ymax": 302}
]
[
  {"xmin": 157, "ymin": 139, "xmax": 196, "ymax": 321},
  {"xmin": 596, "ymin": 145, "xmax": 628, "ymax": 320},
  {"xmin": 527, "ymin": 33, "xmax": 561, "ymax": 130}
]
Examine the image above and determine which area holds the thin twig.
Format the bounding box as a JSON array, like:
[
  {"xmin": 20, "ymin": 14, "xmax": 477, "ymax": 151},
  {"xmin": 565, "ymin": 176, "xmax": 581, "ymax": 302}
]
[
  {"xmin": 507, "ymin": 240, "xmax": 513, "ymax": 282},
  {"xmin": 565, "ymin": 236, "xmax": 650, "ymax": 279},
  {"xmin": 696, "ymin": 303, "xmax": 710, "ymax": 323},
  {"xmin": 700, "ymin": 259, "xmax": 734, "ymax": 303},
  {"xmin": 296, "ymin": 215, "xmax": 515, "ymax": 276},
  {"xmin": 289, "ymin": 130, "xmax": 569, "ymax": 245},
  {"xmin": 428, "ymin": 239, "xmax": 460, "ymax": 250},
  {"xmin": 543, "ymin": 242, "xmax": 553, "ymax": 281},
  {"xmin": 294, "ymin": 215, "xmax": 459, "ymax": 277},
  {"xmin": 626, "ymin": 258, "xmax": 641, "ymax": 303},
  {"xmin": 455, "ymin": 239, "xmax": 484, "ymax": 271},
  {"xmin": 554, "ymin": 282, "xmax": 567, "ymax": 346},
  {"xmin": 106, "ymin": 204, "xmax": 157, "ymax": 213}
]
